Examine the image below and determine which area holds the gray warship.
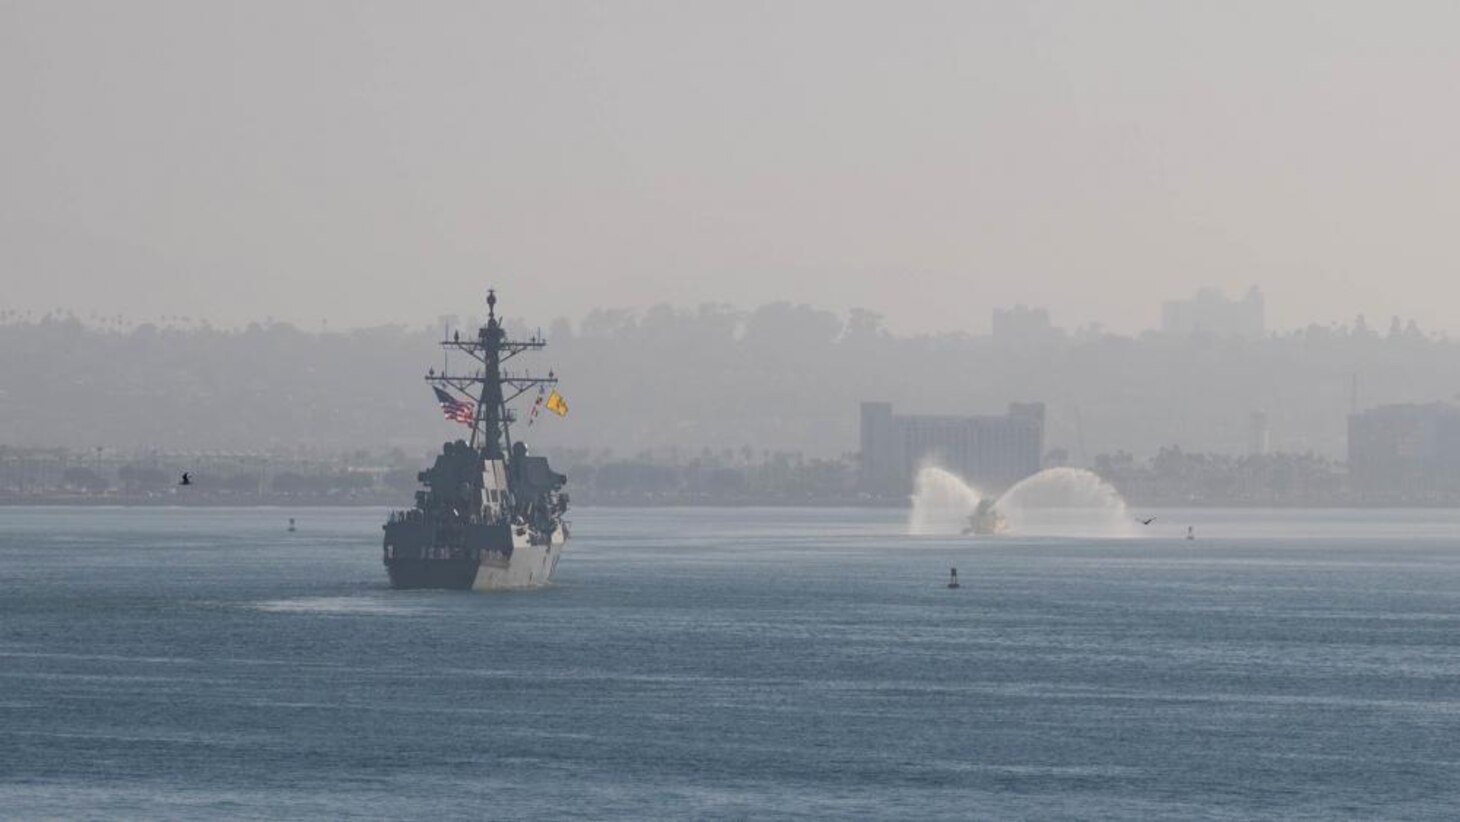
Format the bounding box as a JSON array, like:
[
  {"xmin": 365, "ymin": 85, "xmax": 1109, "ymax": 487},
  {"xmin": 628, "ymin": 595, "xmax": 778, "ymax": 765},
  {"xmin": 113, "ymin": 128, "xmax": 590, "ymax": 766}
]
[{"xmin": 382, "ymin": 290, "xmax": 569, "ymax": 590}]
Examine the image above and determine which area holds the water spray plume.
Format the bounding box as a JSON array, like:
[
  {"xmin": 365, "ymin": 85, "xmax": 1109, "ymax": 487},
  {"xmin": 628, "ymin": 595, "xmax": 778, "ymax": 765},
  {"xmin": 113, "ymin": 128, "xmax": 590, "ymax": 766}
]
[
  {"xmin": 907, "ymin": 465, "xmax": 1134, "ymax": 538},
  {"xmin": 996, "ymin": 467, "xmax": 1134, "ymax": 537},
  {"xmin": 908, "ymin": 464, "xmax": 984, "ymax": 535}
]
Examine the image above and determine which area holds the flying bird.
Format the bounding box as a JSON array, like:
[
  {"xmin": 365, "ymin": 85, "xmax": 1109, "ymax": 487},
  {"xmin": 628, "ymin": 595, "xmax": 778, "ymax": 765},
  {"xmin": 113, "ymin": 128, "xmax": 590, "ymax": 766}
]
[
  {"xmin": 1138, "ymin": 516, "xmax": 1155, "ymax": 525},
  {"xmin": 179, "ymin": 472, "xmax": 191, "ymax": 486}
]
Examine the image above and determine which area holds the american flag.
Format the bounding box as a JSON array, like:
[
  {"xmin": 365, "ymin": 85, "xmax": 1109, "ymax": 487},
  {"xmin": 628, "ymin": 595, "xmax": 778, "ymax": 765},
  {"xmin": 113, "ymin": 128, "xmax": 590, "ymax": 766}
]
[{"xmin": 432, "ymin": 386, "xmax": 475, "ymax": 425}]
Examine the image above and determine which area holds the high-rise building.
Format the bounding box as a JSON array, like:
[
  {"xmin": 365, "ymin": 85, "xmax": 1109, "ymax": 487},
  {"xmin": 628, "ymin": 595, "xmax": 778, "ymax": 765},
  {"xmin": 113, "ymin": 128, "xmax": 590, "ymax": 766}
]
[
  {"xmin": 859, "ymin": 401, "xmax": 1044, "ymax": 496},
  {"xmin": 991, "ymin": 305, "xmax": 1062, "ymax": 345},
  {"xmin": 1348, "ymin": 403, "xmax": 1460, "ymax": 500},
  {"xmin": 1249, "ymin": 411, "xmax": 1270, "ymax": 456},
  {"xmin": 1161, "ymin": 286, "xmax": 1265, "ymax": 339}
]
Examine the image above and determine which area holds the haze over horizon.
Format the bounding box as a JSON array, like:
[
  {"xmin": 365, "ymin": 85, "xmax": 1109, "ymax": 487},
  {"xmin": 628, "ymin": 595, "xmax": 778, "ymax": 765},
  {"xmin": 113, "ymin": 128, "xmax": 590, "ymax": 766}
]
[{"xmin": 6, "ymin": 2, "xmax": 1460, "ymax": 335}]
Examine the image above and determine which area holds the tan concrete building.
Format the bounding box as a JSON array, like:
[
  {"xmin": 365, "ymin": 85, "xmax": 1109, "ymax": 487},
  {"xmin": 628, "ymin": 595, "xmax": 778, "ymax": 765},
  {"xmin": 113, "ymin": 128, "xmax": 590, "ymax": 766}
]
[{"xmin": 859, "ymin": 401, "xmax": 1045, "ymax": 497}]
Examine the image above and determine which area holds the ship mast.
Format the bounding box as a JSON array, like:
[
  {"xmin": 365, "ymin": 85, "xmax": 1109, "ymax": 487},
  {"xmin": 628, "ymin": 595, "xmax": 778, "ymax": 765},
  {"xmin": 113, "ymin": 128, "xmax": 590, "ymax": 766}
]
[{"xmin": 425, "ymin": 289, "xmax": 557, "ymax": 458}]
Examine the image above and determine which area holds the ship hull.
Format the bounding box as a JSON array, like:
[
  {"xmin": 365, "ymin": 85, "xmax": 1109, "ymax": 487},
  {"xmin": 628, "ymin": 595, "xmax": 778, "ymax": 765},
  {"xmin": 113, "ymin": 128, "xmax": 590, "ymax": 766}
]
[
  {"xmin": 469, "ymin": 525, "xmax": 567, "ymax": 590},
  {"xmin": 384, "ymin": 522, "xmax": 568, "ymax": 591},
  {"xmin": 385, "ymin": 557, "xmax": 479, "ymax": 590}
]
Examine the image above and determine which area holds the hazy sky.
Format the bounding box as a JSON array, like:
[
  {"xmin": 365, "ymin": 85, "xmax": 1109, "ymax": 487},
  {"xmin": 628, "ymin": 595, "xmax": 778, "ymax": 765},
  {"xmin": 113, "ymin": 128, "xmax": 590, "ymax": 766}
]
[{"xmin": 4, "ymin": 1, "xmax": 1459, "ymax": 334}]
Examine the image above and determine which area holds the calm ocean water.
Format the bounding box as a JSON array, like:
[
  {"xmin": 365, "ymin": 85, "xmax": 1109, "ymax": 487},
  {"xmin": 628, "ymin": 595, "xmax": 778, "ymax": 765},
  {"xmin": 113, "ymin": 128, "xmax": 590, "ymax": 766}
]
[{"xmin": 2, "ymin": 506, "xmax": 1459, "ymax": 820}]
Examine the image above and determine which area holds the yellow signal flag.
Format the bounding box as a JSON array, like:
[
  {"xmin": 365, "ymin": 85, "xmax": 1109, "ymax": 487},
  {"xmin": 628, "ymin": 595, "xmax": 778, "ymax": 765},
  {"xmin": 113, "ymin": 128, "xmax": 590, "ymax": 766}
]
[{"xmin": 545, "ymin": 389, "xmax": 568, "ymax": 417}]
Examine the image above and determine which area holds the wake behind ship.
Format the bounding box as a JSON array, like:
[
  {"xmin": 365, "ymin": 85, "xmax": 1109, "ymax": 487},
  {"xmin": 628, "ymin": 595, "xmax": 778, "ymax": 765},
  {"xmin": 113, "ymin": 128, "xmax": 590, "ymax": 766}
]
[{"xmin": 382, "ymin": 290, "xmax": 570, "ymax": 590}]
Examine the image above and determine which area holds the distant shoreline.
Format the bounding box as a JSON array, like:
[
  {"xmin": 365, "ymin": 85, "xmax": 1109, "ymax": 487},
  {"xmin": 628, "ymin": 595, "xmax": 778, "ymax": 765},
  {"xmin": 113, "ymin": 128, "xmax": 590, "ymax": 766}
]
[
  {"xmin": 0, "ymin": 496, "xmax": 1449, "ymax": 509},
  {"xmin": 0, "ymin": 496, "xmax": 902, "ymax": 509}
]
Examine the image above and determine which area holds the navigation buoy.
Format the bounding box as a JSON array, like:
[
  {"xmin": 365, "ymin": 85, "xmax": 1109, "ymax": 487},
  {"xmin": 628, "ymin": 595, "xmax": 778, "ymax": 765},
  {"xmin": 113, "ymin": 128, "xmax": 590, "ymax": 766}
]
[
  {"xmin": 947, "ymin": 567, "xmax": 960, "ymax": 589},
  {"xmin": 1186, "ymin": 525, "xmax": 1195, "ymax": 541},
  {"xmin": 288, "ymin": 517, "xmax": 297, "ymax": 533}
]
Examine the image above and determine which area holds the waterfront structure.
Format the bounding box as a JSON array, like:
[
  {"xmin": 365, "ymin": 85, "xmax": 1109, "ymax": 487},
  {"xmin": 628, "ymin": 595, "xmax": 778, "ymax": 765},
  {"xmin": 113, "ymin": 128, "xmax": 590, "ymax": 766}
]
[
  {"xmin": 1348, "ymin": 402, "xmax": 1460, "ymax": 501},
  {"xmin": 859, "ymin": 401, "xmax": 1044, "ymax": 496}
]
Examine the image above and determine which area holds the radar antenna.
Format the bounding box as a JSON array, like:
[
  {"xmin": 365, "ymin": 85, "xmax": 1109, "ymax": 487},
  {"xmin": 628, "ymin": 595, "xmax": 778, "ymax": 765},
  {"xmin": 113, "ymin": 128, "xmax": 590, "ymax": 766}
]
[{"xmin": 425, "ymin": 289, "xmax": 558, "ymax": 456}]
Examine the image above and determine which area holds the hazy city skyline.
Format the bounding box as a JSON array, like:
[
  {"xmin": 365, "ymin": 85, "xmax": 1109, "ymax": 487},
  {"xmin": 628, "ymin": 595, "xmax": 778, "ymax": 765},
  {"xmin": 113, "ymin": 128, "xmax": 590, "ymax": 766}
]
[
  {"xmin": 0, "ymin": 284, "xmax": 1437, "ymax": 343},
  {"xmin": 7, "ymin": 2, "xmax": 1460, "ymax": 335}
]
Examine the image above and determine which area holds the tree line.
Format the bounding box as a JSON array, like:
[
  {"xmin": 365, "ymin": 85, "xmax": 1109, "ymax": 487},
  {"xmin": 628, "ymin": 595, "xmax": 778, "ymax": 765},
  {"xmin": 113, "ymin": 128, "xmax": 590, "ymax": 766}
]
[{"xmin": 2, "ymin": 305, "xmax": 1457, "ymax": 468}]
